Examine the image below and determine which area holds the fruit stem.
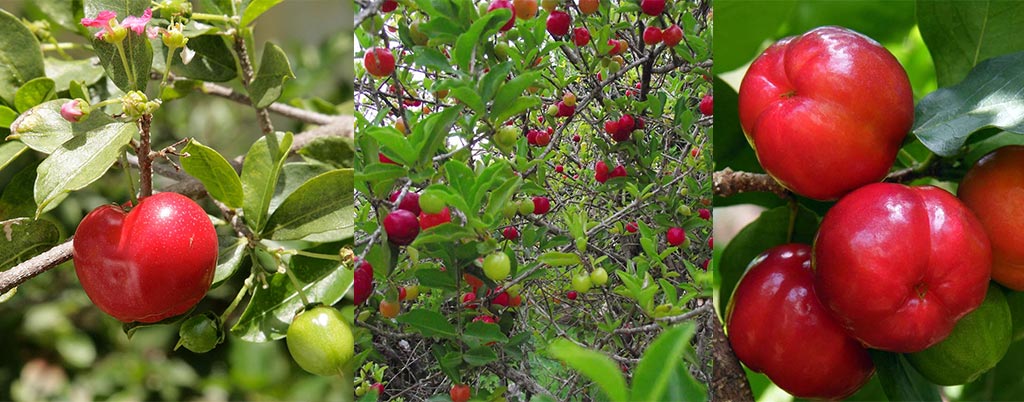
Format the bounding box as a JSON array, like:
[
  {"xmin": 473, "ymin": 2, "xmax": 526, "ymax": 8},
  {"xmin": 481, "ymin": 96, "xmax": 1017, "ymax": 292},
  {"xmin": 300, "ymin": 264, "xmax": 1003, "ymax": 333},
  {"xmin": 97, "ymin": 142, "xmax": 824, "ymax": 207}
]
[
  {"xmin": 219, "ymin": 274, "xmax": 252, "ymax": 325},
  {"xmin": 284, "ymin": 262, "xmax": 312, "ymax": 306}
]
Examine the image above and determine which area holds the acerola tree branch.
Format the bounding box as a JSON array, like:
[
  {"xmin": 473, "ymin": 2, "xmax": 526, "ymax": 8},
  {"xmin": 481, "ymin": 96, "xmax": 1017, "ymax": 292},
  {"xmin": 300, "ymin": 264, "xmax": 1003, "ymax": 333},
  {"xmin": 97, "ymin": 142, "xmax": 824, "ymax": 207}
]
[
  {"xmin": 0, "ymin": 239, "xmax": 74, "ymax": 294},
  {"xmin": 138, "ymin": 113, "xmax": 154, "ymax": 197},
  {"xmin": 705, "ymin": 312, "xmax": 755, "ymax": 402},
  {"xmin": 713, "ymin": 168, "xmax": 789, "ymax": 198},
  {"xmin": 232, "ymin": 35, "xmax": 276, "ymax": 138}
]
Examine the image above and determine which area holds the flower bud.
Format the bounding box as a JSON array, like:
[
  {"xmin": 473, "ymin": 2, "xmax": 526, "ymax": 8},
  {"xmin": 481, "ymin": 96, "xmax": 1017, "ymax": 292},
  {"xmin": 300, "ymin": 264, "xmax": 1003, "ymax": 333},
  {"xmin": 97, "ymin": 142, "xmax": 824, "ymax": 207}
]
[{"xmin": 60, "ymin": 99, "xmax": 90, "ymax": 123}]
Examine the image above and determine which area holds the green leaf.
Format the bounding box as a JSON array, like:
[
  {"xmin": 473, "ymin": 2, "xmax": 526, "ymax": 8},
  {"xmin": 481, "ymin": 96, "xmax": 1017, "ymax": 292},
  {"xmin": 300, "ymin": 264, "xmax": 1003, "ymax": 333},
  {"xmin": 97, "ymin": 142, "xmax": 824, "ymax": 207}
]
[
  {"xmin": 34, "ymin": 120, "xmax": 135, "ymax": 217},
  {"xmin": 712, "ymin": 0, "xmax": 796, "ymax": 73},
  {"xmin": 231, "ymin": 244, "xmax": 347, "ymax": 342},
  {"xmin": 168, "ymin": 35, "xmax": 237, "ymax": 82},
  {"xmin": 453, "ymin": 11, "xmax": 507, "ymax": 71},
  {"xmin": 409, "ymin": 47, "xmax": 458, "ymax": 74},
  {"xmin": 264, "ymin": 169, "xmax": 353, "ymax": 243},
  {"xmin": 92, "ymin": 32, "xmax": 152, "ymax": 93},
  {"xmin": 395, "ymin": 309, "xmax": 457, "ymax": 338},
  {"xmin": 537, "ymin": 252, "xmax": 581, "ymax": 267},
  {"xmin": 492, "ymin": 71, "xmax": 541, "ymax": 115},
  {"xmin": 181, "ymin": 139, "xmax": 244, "ymax": 208},
  {"xmin": 0, "ymin": 106, "xmax": 16, "ymax": 128},
  {"xmin": 241, "ymin": 131, "xmax": 293, "ymax": 232},
  {"xmin": 412, "ymin": 106, "xmax": 462, "ymax": 167},
  {"xmin": 547, "ymin": 338, "xmax": 629, "ymax": 401},
  {"xmin": 873, "ymin": 350, "xmax": 942, "ymax": 401},
  {"xmin": 913, "ymin": 51, "xmax": 1024, "ymax": 157},
  {"xmin": 365, "ymin": 126, "xmax": 417, "ymax": 166},
  {"xmin": 43, "ymin": 58, "xmax": 105, "ymax": 93},
  {"xmin": 450, "ymin": 87, "xmax": 485, "ymax": 115},
  {"xmin": 14, "ymin": 78, "xmax": 56, "ymax": 113},
  {"xmin": 491, "ymin": 96, "xmax": 541, "ymax": 125},
  {"xmin": 9, "ymin": 99, "xmax": 121, "ymax": 154},
  {"xmin": 249, "ymin": 43, "xmax": 295, "ymax": 108},
  {"xmin": 0, "ymin": 9, "xmax": 45, "ymax": 105},
  {"xmin": 297, "ymin": 136, "xmax": 354, "ymax": 169},
  {"xmin": 464, "ymin": 322, "xmax": 509, "ymax": 344},
  {"xmin": 716, "ymin": 205, "xmax": 820, "ymax": 318},
  {"xmin": 211, "ymin": 237, "xmax": 248, "ymax": 288},
  {"xmin": 414, "ymin": 268, "xmax": 456, "ymax": 291},
  {"xmin": 632, "ymin": 323, "xmax": 698, "ymax": 402},
  {"xmin": 269, "ymin": 162, "xmax": 333, "ymax": 214},
  {"xmin": 240, "ymin": 0, "xmax": 285, "ymax": 27},
  {"xmin": 0, "ymin": 162, "xmax": 39, "ymax": 219},
  {"xmin": 0, "ymin": 218, "xmax": 60, "ymax": 270},
  {"xmin": 464, "ymin": 345, "xmax": 498, "ymax": 366},
  {"xmin": 0, "ymin": 141, "xmax": 27, "ymax": 172},
  {"xmin": 917, "ymin": 1, "xmax": 1024, "ymax": 87}
]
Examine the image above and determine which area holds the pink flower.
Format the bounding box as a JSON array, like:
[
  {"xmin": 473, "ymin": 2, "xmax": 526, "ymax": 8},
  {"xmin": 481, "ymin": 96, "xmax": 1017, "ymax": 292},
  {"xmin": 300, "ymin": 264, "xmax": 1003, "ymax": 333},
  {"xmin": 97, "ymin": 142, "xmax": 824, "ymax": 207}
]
[
  {"xmin": 121, "ymin": 8, "xmax": 152, "ymax": 35},
  {"xmin": 80, "ymin": 9, "xmax": 152, "ymax": 41},
  {"xmin": 81, "ymin": 10, "xmax": 118, "ymax": 40}
]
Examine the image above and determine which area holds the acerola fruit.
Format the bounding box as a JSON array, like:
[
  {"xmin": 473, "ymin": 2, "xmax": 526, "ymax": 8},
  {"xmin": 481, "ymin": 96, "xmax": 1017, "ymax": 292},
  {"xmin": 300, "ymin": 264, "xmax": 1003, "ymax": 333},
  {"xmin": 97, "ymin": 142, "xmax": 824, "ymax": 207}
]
[
  {"xmin": 512, "ymin": 0, "xmax": 537, "ymax": 19},
  {"xmin": 532, "ymin": 196, "xmax": 551, "ymax": 215},
  {"xmin": 389, "ymin": 190, "xmax": 421, "ymax": 215},
  {"xmin": 567, "ymin": 290, "xmax": 578, "ymax": 300},
  {"xmin": 451, "ymin": 384, "xmax": 471, "ymax": 402},
  {"xmin": 363, "ymin": 47, "xmax": 396, "ymax": 78},
  {"xmin": 738, "ymin": 26, "xmax": 913, "ymax": 200},
  {"xmin": 518, "ymin": 199, "xmax": 535, "ymax": 215},
  {"xmin": 381, "ymin": 0, "xmax": 398, "ymax": 12},
  {"xmin": 534, "ymin": 130, "xmax": 551, "ymax": 146},
  {"xmin": 379, "ymin": 153, "xmax": 398, "ymax": 165},
  {"xmin": 610, "ymin": 165, "xmax": 627, "ymax": 178},
  {"xmin": 563, "ymin": 92, "xmax": 577, "ymax": 107},
  {"xmin": 177, "ymin": 314, "xmax": 220, "ymax": 353},
  {"xmin": 662, "ymin": 24, "xmax": 682, "ymax": 47},
  {"xmin": 483, "ymin": 252, "xmax": 512, "ymax": 281},
  {"xmin": 379, "ymin": 299, "xmax": 400, "ymax": 318},
  {"xmin": 666, "ymin": 227, "xmax": 686, "ymax": 246},
  {"xmin": 698, "ymin": 208, "xmax": 710, "ymax": 220},
  {"xmin": 699, "ymin": 94, "xmax": 713, "ymax": 116},
  {"xmin": 556, "ymin": 101, "xmax": 575, "ymax": 117},
  {"xmin": 462, "ymin": 292, "xmax": 478, "ymax": 305},
  {"xmin": 643, "ymin": 26, "xmax": 662, "ymax": 45},
  {"xmin": 578, "ymin": 0, "xmax": 598, "ymax": 14},
  {"xmin": 640, "ymin": 0, "xmax": 665, "ymax": 16},
  {"xmin": 604, "ymin": 120, "xmax": 620, "ymax": 136},
  {"xmin": 814, "ymin": 183, "xmax": 991, "ymax": 352},
  {"xmin": 370, "ymin": 383, "xmax": 385, "ymax": 397},
  {"xmin": 492, "ymin": 291, "xmax": 511, "ymax": 307},
  {"xmin": 571, "ymin": 272, "xmax": 592, "ymax": 293},
  {"xmin": 595, "ymin": 161, "xmax": 610, "ymax": 183},
  {"xmin": 353, "ymin": 259, "xmax": 374, "ymax": 305},
  {"xmin": 625, "ymin": 221, "xmax": 638, "ymax": 233},
  {"xmin": 546, "ymin": 10, "xmax": 571, "ymax": 37},
  {"xmin": 474, "ymin": 315, "xmax": 498, "ymax": 324},
  {"xmin": 418, "ymin": 191, "xmax": 447, "ymax": 215},
  {"xmin": 958, "ymin": 145, "xmax": 1024, "ymax": 290},
  {"xmin": 286, "ymin": 306, "xmax": 355, "ymax": 376},
  {"xmin": 572, "ymin": 134, "xmax": 581, "ymax": 142},
  {"xmin": 73, "ymin": 192, "xmax": 218, "ymax": 323},
  {"xmin": 503, "ymin": 226, "xmax": 520, "ymax": 240},
  {"xmin": 555, "ymin": 165, "xmax": 564, "ymax": 173},
  {"xmin": 404, "ymin": 285, "xmax": 420, "ymax": 300},
  {"xmin": 488, "ymin": 0, "xmax": 517, "ymax": 31},
  {"xmin": 619, "ymin": 114, "xmax": 635, "ymax": 131},
  {"xmin": 541, "ymin": 0, "xmax": 557, "ymax": 12},
  {"xmin": 573, "ymin": 27, "xmax": 591, "ymax": 47},
  {"xmin": 384, "ymin": 209, "xmax": 420, "ymax": 245},
  {"xmin": 727, "ymin": 244, "xmax": 874, "ymax": 399},
  {"xmin": 398, "ymin": 286, "xmax": 408, "ymax": 301},
  {"xmin": 590, "ymin": 268, "xmax": 608, "ymax": 286},
  {"xmin": 419, "ymin": 207, "xmax": 451, "ymax": 230}
]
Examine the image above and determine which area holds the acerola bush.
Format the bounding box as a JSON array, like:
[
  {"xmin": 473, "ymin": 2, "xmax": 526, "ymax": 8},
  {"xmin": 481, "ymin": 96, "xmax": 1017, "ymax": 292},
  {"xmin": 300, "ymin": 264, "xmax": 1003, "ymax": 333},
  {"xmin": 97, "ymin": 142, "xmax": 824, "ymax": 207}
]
[{"xmin": 354, "ymin": 0, "xmax": 712, "ymax": 398}]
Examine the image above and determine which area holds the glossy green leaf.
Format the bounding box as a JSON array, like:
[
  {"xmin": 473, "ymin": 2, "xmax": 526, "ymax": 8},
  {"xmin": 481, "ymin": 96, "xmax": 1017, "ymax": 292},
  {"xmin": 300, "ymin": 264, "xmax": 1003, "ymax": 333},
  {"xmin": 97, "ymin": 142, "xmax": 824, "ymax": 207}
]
[
  {"xmin": 0, "ymin": 141, "xmax": 27, "ymax": 172},
  {"xmin": 632, "ymin": 323, "xmax": 699, "ymax": 402},
  {"xmin": 395, "ymin": 309, "xmax": 457, "ymax": 338},
  {"xmin": 918, "ymin": 1, "xmax": 1024, "ymax": 87},
  {"xmin": 913, "ymin": 51, "xmax": 1024, "ymax": 156},
  {"xmin": 547, "ymin": 338, "xmax": 629, "ymax": 401},
  {"xmin": 873, "ymin": 350, "xmax": 941, "ymax": 401},
  {"xmin": 0, "ymin": 218, "xmax": 60, "ymax": 270},
  {"xmin": 464, "ymin": 345, "xmax": 498, "ymax": 366},
  {"xmin": 265, "ymin": 169, "xmax": 353, "ymax": 242},
  {"xmin": 91, "ymin": 31, "xmax": 152, "ymax": 93},
  {"xmin": 34, "ymin": 120, "xmax": 135, "ymax": 217},
  {"xmin": 412, "ymin": 106, "xmax": 462, "ymax": 167},
  {"xmin": 168, "ymin": 35, "xmax": 237, "ymax": 82},
  {"xmin": 240, "ymin": 0, "xmax": 285, "ymax": 27},
  {"xmin": 249, "ymin": 43, "xmax": 295, "ymax": 108},
  {"xmin": 0, "ymin": 106, "xmax": 16, "ymax": 128},
  {"xmin": 453, "ymin": 11, "xmax": 507, "ymax": 71},
  {"xmin": 14, "ymin": 78, "xmax": 56, "ymax": 113},
  {"xmin": 269, "ymin": 162, "xmax": 333, "ymax": 214},
  {"xmin": 0, "ymin": 9, "xmax": 45, "ymax": 105},
  {"xmin": 9, "ymin": 99, "xmax": 122, "ymax": 154},
  {"xmin": 181, "ymin": 139, "xmax": 244, "ymax": 208},
  {"xmin": 716, "ymin": 205, "xmax": 820, "ymax": 318},
  {"xmin": 43, "ymin": 58, "xmax": 105, "ymax": 92},
  {"xmin": 241, "ymin": 131, "xmax": 293, "ymax": 232},
  {"xmin": 365, "ymin": 126, "xmax": 417, "ymax": 166},
  {"xmin": 297, "ymin": 136, "xmax": 354, "ymax": 169},
  {"xmin": 464, "ymin": 322, "xmax": 509, "ymax": 344},
  {"xmin": 537, "ymin": 252, "xmax": 581, "ymax": 267},
  {"xmin": 211, "ymin": 236, "xmax": 248, "ymax": 289}
]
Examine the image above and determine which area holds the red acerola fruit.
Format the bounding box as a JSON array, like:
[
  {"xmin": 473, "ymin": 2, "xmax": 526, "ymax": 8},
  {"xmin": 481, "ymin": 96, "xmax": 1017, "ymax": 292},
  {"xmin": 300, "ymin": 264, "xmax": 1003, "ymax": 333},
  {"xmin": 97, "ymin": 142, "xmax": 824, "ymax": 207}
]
[
  {"xmin": 662, "ymin": 24, "xmax": 682, "ymax": 47},
  {"xmin": 473, "ymin": 315, "xmax": 498, "ymax": 324},
  {"xmin": 814, "ymin": 183, "xmax": 991, "ymax": 352},
  {"xmin": 572, "ymin": 134, "xmax": 581, "ymax": 142},
  {"xmin": 567, "ymin": 290, "xmax": 578, "ymax": 300},
  {"xmin": 604, "ymin": 120, "xmax": 620, "ymax": 136},
  {"xmin": 492, "ymin": 291, "xmax": 511, "ymax": 307},
  {"xmin": 666, "ymin": 227, "xmax": 686, "ymax": 246},
  {"xmin": 738, "ymin": 26, "xmax": 913, "ymax": 200},
  {"xmin": 640, "ymin": 0, "xmax": 665, "ymax": 15},
  {"xmin": 556, "ymin": 101, "xmax": 576, "ymax": 117},
  {"xmin": 643, "ymin": 26, "xmax": 662, "ymax": 45},
  {"xmin": 555, "ymin": 165, "xmax": 564, "ymax": 173},
  {"xmin": 384, "ymin": 209, "xmax": 420, "ymax": 246},
  {"xmin": 526, "ymin": 129, "xmax": 539, "ymax": 145},
  {"xmin": 699, "ymin": 94, "xmax": 713, "ymax": 116},
  {"xmin": 488, "ymin": 0, "xmax": 517, "ymax": 32},
  {"xmin": 363, "ymin": 47, "xmax": 396, "ymax": 78},
  {"xmin": 532, "ymin": 196, "xmax": 551, "ymax": 215},
  {"xmin": 618, "ymin": 114, "xmax": 635, "ymax": 132},
  {"xmin": 625, "ymin": 222, "xmax": 639, "ymax": 233},
  {"xmin": 381, "ymin": 0, "xmax": 398, "ymax": 12},
  {"xmin": 595, "ymin": 161, "xmax": 610, "ymax": 183},
  {"xmin": 534, "ymin": 130, "xmax": 551, "ymax": 146},
  {"xmin": 419, "ymin": 207, "xmax": 452, "ymax": 230},
  {"xmin": 698, "ymin": 208, "xmax": 710, "ymax": 220},
  {"xmin": 389, "ymin": 191, "xmax": 421, "ymax": 215},
  {"xmin": 573, "ymin": 27, "xmax": 591, "ymax": 47},
  {"xmin": 451, "ymin": 384, "xmax": 471, "ymax": 402},
  {"xmin": 503, "ymin": 226, "xmax": 520, "ymax": 240},
  {"xmin": 354, "ymin": 259, "xmax": 374, "ymax": 305},
  {"xmin": 73, "ymin": 193, "xmax": 218, "ymax": 323},
  {"xmin": 727, "ymin": 244, "xmax": 875, "ymax": 399},
  {"xmin": 610, "ymin": 165, "xmax": 627, "ymax": 178},
  {"xmin": 546, "ymin": 10, "xmax": 571, "ymax": 37}
]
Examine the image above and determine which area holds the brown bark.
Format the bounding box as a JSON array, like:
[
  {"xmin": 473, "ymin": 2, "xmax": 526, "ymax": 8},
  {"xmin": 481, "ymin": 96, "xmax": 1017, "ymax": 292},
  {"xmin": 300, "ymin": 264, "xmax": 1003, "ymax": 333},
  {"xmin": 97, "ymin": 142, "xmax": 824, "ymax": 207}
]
[{"xmin": 706, "ymin": 312, "xmax": 754, "ymax": 402}]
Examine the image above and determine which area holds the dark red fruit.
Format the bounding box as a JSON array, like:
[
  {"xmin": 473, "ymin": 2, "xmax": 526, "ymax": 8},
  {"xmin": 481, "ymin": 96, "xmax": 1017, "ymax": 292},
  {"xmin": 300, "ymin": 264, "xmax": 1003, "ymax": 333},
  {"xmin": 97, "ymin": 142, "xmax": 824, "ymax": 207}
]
[{"xmin": 384, "ymin": 209, "xmax": 420, "ymax": 245}]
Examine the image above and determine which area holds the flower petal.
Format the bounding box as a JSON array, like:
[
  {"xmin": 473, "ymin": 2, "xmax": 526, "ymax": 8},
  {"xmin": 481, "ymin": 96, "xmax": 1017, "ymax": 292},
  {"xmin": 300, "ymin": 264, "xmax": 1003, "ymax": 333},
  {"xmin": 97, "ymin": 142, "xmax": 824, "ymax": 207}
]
[
  {"xmin": 81, "ymin": 10, "xmax": 117, "ymax": 28},
  {"xmin": 122, "ymin": 8, "xmax": 152, "ymax": 34}
]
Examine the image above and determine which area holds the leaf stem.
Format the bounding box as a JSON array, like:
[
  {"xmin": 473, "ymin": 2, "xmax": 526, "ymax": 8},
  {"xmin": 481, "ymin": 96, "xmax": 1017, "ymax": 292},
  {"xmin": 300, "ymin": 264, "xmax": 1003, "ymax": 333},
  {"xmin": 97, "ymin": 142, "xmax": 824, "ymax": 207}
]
[
  {"xmin": 114, "ymin": 41, "xmax": 136, "ymax": 88},
  {"xmin": 219, "ymin": 274, "xmax": 252, "ymax": 325}
]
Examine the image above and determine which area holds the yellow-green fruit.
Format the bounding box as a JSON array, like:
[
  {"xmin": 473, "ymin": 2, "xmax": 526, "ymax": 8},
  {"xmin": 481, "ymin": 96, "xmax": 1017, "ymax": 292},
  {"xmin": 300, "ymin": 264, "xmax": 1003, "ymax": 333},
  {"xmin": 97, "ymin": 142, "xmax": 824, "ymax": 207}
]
[
  {"xmin": 494, "ymin": 125, "xmax": 519, "ymax": 150},
  {"xmin": 677, "ymin": 205, "xmax": 692, "ymax": 217},
  {"xmin": 503, "ymin": 202, "xmax": 518, "ymax": 219},
  {"xmin": 518, "ymin": 199, "xmax": 535, "ymax": 215},
  {"xmin": 494, "ymin": 43, "xmax": 510, "ymax": 61},
  {"xmin": 906, "ymin": 284, "xmax": 1012, "ymax": 385},
  {"xmin": 571, "ymin": 272, "xmax": 592, "ymax": 293},
  {"xmin": 286, "ymin": 306, "xmax": 354, "ymax": 376},
  {"xmin": 419, "ymin": 191, "xmax": 446, "ymax": 215},
  {"xmin": 590, "ymin": 268, "xmax": 608, "ymax": 286},
  {"xmin": 404, "ymin": 285, "xmax": 420, "ymax": 300},
  {"xmin": 483, "ymin": 252, "xmax": 512, "ymax": 281},
  {"xmin": 410, "ymin": 21, "xmax": 429, "ymax": 46}
]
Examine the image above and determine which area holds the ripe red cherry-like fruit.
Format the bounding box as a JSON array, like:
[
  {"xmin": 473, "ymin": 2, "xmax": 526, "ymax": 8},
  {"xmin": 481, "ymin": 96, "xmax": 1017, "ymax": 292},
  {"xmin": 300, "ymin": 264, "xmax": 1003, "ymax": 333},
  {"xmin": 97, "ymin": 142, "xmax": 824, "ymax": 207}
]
[
  {"xmin": 640, "ymin": 0, "xmax": 665, "ymax": 15},
  {"xmin": 503, "ymin": 226, "xmax": 520, "ymax": 240},
  {"xmin": 451, "ymin": 384, "xmax": 471, "ymax": 402},
  {"xmin": 642, "ymin": 26, "xmax": 662, "ymax": 45},
  {"xmin": 389, "ymin": 191, "xmax": 421, "ymax": 215},
  {"xmin": 534, "ymin": 130, "xmax": 551, "ymax": 146},
  {"xmin": 573, "ymin": 27, "xmax": 591, "ymax": 47},
  {"xmin": 958, "ymin": 146, "xmax": 1024, "ymax": 291},
  {"xmin": 666, "ymin": 227, "xmax": 685, "ymax": 246},
  {"xmin": 604, "ymin": 120, "xmax": 620, "ymax": 136},
  {"xmin": 625, "ymin": 222, "xmax": 638, "ymax": 233},
  {"xmin": 814, "ymin": 183, "xmax": 991, "ymax": 352},
  {"xmin": 73, "ymin": 192, "xmax": 218, "ymax": 323},
  {"xmin": 610, "ymin": 165, "xmax": 627, "ymax": 178},
  {"xmin": 363, "ymin": 47, "xmax": 395, "ymax": 78},
  {"xmin": 488, "ymin": 0, "xmax": 517, "ymax": 31},
  {"xmin": 567, "ymin": 290, "xmax": 578, "ymax": 300},
  {"xmin": 384, "ymin": 209, "xmax": 420, "ymax": 245},
  {"xmin": 738, "ymin": 26, "xmax": 913, "ymax": 200},
  {"xmin": 595, "ymin": 161, "xmax": 610, "ymax": 183},
  {"xmin": 699, "ymin": 94, "xmax": 713, "ymax": 116},
  {"xmin": 419, "ymin": 207, "xmax": 451, "ymax": 229},
  {"xmin": 727, "ymin": 244, "xmax": 874, "ymax": 399},
  {"xmin": 381, "ymin": 0, "xmax": 398, "ymax": 12},
  {"xmin": 532, "ymin": 196, "xmax": 551, "ymax": 215},
  {"xmin": 546, "ymin": 10, "xmax": 571, "ymax": 37},
  {"xmin": 353, "ymin": 259, "xmax": 374, "ymax": 305},
  {"xmin": 662, "ymin": 24, "xmax": 682, "ymax": 47}
]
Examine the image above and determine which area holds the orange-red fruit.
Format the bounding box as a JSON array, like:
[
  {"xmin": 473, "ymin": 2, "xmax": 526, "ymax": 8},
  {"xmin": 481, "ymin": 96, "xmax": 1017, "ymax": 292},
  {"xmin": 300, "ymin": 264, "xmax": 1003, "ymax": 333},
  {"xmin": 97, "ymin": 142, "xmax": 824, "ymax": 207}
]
[
  {"xmin": 958, "ymin": 145, "xmax": 1024, "ymax": 291},
  {"xmin": 363, "ymin": 48, "xmax": 395, "ymax": 77},
  {"xmin": 488, "ymin": 0, "xmax": 517, "ymax": 31},
  {"xmin": 451, "ymin": 384, "xmax": 471, "ymax": 402},
  {"xmin": 578, "ymin": 0, "xmax": 598, "ymax": 14},
  {"xmin": 419, "ymin": 207, "xmax": 451, "ymax": 230},
  {"xmin": 512, "ymin": 0, "xmax": 537, "ymax": 20},
  {"xmin": 662, "ymin": 24, "xmax": 682, "ymax": 47},
  {"xmin": 546, "ymin": 10, "xmax": 571, "ymax": 37},
  {"xmin": 643, "ymin": 26, "xmax": 662, "ymax": 45}
]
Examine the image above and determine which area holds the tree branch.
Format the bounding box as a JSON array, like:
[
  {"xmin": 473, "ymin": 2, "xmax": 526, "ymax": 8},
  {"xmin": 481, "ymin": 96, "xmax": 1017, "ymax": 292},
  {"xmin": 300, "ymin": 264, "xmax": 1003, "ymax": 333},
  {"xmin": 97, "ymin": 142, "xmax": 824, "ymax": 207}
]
[
  {"xmin": 705, "ymin": 312, "xmax": 754, "ymax": 401},
  {"xmin": 713, "ymin": 168, "xmax": 788, "ymax": 198},
  {"xmin": 0, "ymin": 240, "xmax": 74, "ymax": 294}
]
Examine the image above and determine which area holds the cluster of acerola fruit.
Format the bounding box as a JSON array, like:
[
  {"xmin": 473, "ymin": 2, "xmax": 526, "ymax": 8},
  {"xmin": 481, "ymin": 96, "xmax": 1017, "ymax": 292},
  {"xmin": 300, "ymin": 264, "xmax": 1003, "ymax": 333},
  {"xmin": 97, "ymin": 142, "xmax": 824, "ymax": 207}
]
[{"xmin": 725, "ymin": 26, "xmax": 1021, "ymax": 398}]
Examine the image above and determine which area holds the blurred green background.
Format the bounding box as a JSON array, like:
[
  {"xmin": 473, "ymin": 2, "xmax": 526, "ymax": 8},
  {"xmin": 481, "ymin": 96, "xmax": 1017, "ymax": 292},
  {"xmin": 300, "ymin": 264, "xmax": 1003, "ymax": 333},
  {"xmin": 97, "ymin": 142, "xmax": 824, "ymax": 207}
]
[{"xmin": 0, "ymin": 1, "xmax": 353, "ymax": 400}]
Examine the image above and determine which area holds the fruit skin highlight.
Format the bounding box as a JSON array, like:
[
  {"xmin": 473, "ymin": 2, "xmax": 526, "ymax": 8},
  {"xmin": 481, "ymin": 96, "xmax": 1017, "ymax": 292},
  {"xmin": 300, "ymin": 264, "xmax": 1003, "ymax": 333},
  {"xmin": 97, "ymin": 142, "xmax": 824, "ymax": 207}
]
[
  {"xmin": 728, "ymin": 244, "xmax": 874, "ymax": 400},
  {"xmin": 813, "ymin": 183, "xmax": 991, "ymax": 353},
  {"xmin": 738, "ymin": 26, "xmax": 913, "ymax": 200},
  {"xmin": 958, "ymin": 145, "xmax": 1024, "ymax": 291}
]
